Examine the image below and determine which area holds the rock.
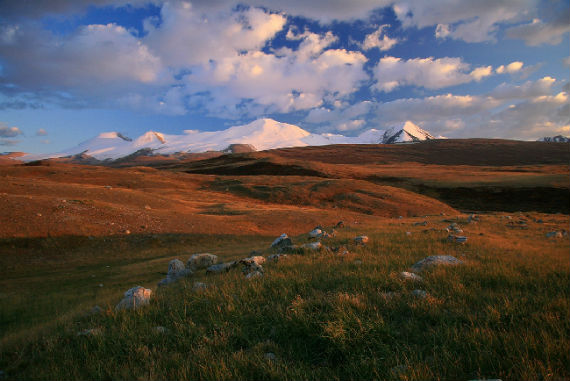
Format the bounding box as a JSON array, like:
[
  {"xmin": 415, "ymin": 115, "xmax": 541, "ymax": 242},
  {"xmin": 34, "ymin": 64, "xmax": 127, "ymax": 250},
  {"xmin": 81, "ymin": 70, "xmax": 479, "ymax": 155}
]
[
  {"xmin": 411, "ymin": 255, "xmax": 463, "ymax": 272},
  {"xmin": 406, "ymin": 231, "xmax": 412, "ymax": 236},
  {"xmin": 335, "ymin": 221, "xmax": 345, "ymax": 228},
  {"xmin": 277, "ymin": 244, "xmax": 299, "ymax": 254},
  {"xmin": 144, "ymin": 205, "xmax": 152, "ymax": 210},
  {"xmin": 186, "ymin": 253, "xmax": 218, "ymax": 271},
  {"xmin": 271, "ymin": 233, "xmax": 292, "ymax": 248},
  {"xmin": 192, "ymin": 282, "xmax": 207, "ymax": 292},
  {"xmin": 354, "ymin": 236, "xmax": 369, "ymax": 245},
  {"xmin": 264, "ymin": 352, "xmax": 277, "ymax": 361},
  {"xmin": 154, "ymin": 326, "xmax": 168, "ymax": 334},
  {"xmin": 414, "ymin": 221, "xmax": 428, "ymax": 226},
  {"xmin": 546, "ymin": 231, "xmax": 563, "ymax": 238},
  {"xmin": 308, "ymin": 228, "xmax": 323, "ymax": 238},
  {"xmin": 124, "ymin": 229, "xmax": 131, "ymax": 235},
  {"xmin": 333, "ymin": 246, "xmax": 350, "ymax": 256},
  {"xmin": 446, "ymin": 223, "xmax": 463, "ymax": 233},
  {"xmin": 115, "ymin": 286, "xmax": 152, "ymax": 311},
  {"xmin": 380, "ymin": 291, "xmax": 400, "ymax": 300},
  {"xmin": 77, "ymin": 328, "xmax": 102, "ymax": 337},
  {"xmin": 400, "ymin": 272, "xmax": 423, "ymax": 282},
  {"xmin": 206, "ymin": 261, "xmax": 238, "ymax": 274},
  {"xmin": 242, "ymin": 262, "xmax": 264, "ymax": 275},
  {"xmin": 353, "ymin": 259, "xmax": 362, "ymax": 265},
  {"xmin": 268, "ymin": 253, "xmax": 288, "ymax": 262},
  {"xmin": 411, "ymin": 289, "xmax": 427, "ymax": 298},
  {"xmin": 246, "ymin": 271, "xmax": 263, "ymax": 279},
  {"xmin": 302, "ymin": 241, "xmax": 322, "ymax": 250},
  {"xmin": 158, "ymin": 259, "xmax": 192, "ymax": 286},
  {"xmin": 454, "ymin": 236, "xmax": 468, "ymax": 243},
  {"xmin": 240, "ymin": 256, "xmax": 266, "ymax": 266},
  {"xmin": 89, "ymin": 305, "xmax": 103, "ymax": 315}
]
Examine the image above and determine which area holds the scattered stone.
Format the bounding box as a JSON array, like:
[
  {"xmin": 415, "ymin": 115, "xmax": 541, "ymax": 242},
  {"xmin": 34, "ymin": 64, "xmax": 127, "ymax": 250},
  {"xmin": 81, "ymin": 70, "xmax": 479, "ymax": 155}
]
[
  {"xmin": 240, "ymin": 256, "xmax": 266, "ymax": 266},
  {"xmin": 271, "ymin": 234, "xmax": 293, "ymax": 249},
  {"xmin": 192, "ymin": 282, "xmax": 207, "ymax": 292},
  {"xmin": 115, "ymin": 286, "xmax": 152, "ymax": 311},
  {"xmin": 467, "ymin": 214, "xmax": 480, "ymax": 223},
  {"xmin": 277, "ymin": 244, "xmax": 299, "ymax": 254},
  {"xmin": 77, "ymin": 328, "xmax": 102, "ymax": 337},
  {"xmin": 400, "ymin": 272, "xmax": 423, "ymax": 282},
  {"xmin": 124, "ymin": 229, "xmax": 131, "ymax": 235},
  {"xmin": 245, "ymin": 271, "xmax": 263, "ymax": 279},
  {"xmin": 308, "ymin": 228, "xmax": 323, "ymax": 238},
  {"xmin": 354, "ymin": 235, "xmax": 369, "ymax": 245},
  {"xmin": 98, "ymin": 283, "xmax": 104, "ymax": 287},
  {"xmin": 158, "ymin": 259, "xmax": 193, "ymax": 287},
  {"xmin": 268, "ymin": 253, "xmax": 288, "ymax": 262},
  {"xmin": 398, "ymin": 216, "xmax": 403, "ymax": 219},
  {"xmin": 36, "ymin": 213, "xmax": 42, "ymax": 217},
  {"xmin": 154, "ymin": 326, "xmax": 168, "ymax": 334},
  {"xmin": 88, "ymin": 305, "xmax": 103, "ymax": 316},
  {"xmin": 448, "ymin": 235, "xmax": 468, "ymax": 243},
  {"xmin": 414, "ymin": 221, "xmax": 428, "ymax": 226},
  {"xmin": 411, "ymin": 289, "xmax": 427, "ymax": 298},
  {"xmin": 186, "ymin": 253, "xmax": 218, "ymax": 271},
  {"xmin": 333, "ymin": 246, "xmax": 350, "ymax": 256},
  {"xmin": 536, "ymin": 219, "xmax": 543, "ymax": 223},
  {"xmin": 353, "ymin": 259, "xmax": 362, "ymax": 265},
  {"xmin": 302, "ymin": 241, "xmax": 322, "ymax": 250},
  {"xmin": 546, "ymin": 231, "xmax": 563, "ymax": 238},
  {"xmin": 206, "ymin": 261, "xmax": 238, "ymax": 274},
  {"xmin": 104, "ymin": 185, "xmax": 113, "ymax": 189},
  {"xmin": 144, "ymin": 205, "xmax": 152, "ymax": 210},
  {"xmin": 446, "ymin": 223, "xmax": 463, "ymax": 233},
  {"xmin": 406, "ymin": 231, "xmax": 412, "ymax": 236},
  {"xmin": 380, "ymin": 291, "xmax": 400, "ymax": 300},
  {"xmin": 411, "ymin": 255, "xmax": 463, "ymax": 272},
  {"xmin": 264, "ymin": 352, "xmax": 277, "ymax": 361},
  {"xmin": 335, "ymin": 221, "xmax": 345, "ymax": 228}
]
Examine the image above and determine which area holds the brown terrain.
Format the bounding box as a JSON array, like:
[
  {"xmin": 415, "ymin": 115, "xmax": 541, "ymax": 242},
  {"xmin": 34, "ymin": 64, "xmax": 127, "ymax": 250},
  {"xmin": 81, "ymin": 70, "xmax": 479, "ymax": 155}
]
[{"xmin": 1, "ymin": 139, "xmax": 568, "ymax": 239}]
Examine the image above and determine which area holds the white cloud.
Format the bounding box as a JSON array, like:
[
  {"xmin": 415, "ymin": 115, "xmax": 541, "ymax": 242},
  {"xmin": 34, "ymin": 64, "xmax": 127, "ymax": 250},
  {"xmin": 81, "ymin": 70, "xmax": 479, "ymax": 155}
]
[
  {"xmin": 374, "ymin": 56, "xmax": 493, "ymax": 92},
  {"xmin": 0, "ymin": 123, "xmax": 22, "ymax": 137},
  {"xmin": 396, "ymin": 0, "xmax": 540, "ymax": 43},
  {"xmin": 361, "ymin": 25, "xmax": 399, "ymax": 51},
  {"xmin": 496, "ymin": 61, "xmax": 524, "ymax": 74},
  {"xmin": 305, "ymin": 101, "xmax": 373, "ymax": 132},
  {"xmin": 373, "ymin": 77, "xmax": 569, "ymax": 139},
  {"xmin": 36, "ymin": 128, "xmax": 48, "ymax": 136},
  {"xmin": 505, "ymin": 7, "xmax": 570, "ymax": 46}
]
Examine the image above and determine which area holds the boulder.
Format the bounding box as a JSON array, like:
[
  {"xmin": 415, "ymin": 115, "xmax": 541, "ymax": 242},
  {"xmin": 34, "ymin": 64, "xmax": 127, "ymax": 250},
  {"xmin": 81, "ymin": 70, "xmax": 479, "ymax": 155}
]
[
  {"xmin": 240, "ymin": 256, "xmax": 266, "ymax": 266},
  {"xmin": 308, "ymin": 228, "xmax": 323, "ymax": 238},
  {"xmin": 446, "ymin": 223, "xmax": 463, "ymax": 233},
  {"xmin": 447, "ymin": 235, "xmax": 468, "ymax": 244},
  {"xmin": 115, "ymin": 286, "xmax": 152, "ymax": 311},
  {"xmin": 245, "ymin": 271, "xmax": 263, "ymax": 279},
  {"xmin": 335, "ymin": 221, "xmax": 345, "ymax": 228},
  {"xmin": 268, "ymin": 253, "xmax": 288, "ymax": 262},
  {"xmin": 302, "ymin": 241, "xmax": 322, "ymax": 250},
  {"xmin": 411, "ymin": 289, "xmax": 427, "ymax": 299},
  {"xmin": 271, "ymin": 234, "xmax": 292, "ymax": 248},
  {"xmin": 206, "ymin": 261, "xmax": 238, "ymax": 274},
  {"xmin": 354, "ymin": 236, "xmax": 369, "ymax": 245},
  {"xmin": 414, "ymin": 221, "xmax": 428, "ymax": 226},
  {"xmin": 186, "ymin": 253, "xmax": 218, "ymax": 271},
  {"xmin": 399, "ymin": 271, "xmax": 423, "ymax": 282},
  {"xmin": 546, "ymin": 231, "xmax": 563, "ymax": 238},
  {"xmin": 411, "ymin": 255, "xmax": 463, "ymax": 272},
  {"xmin": 158, "ymin": 259, "xmax": 192, "ymax": 286},
  {"xmin": 192, "ymin": 282, "xmax": 208, "ymax": 292}
]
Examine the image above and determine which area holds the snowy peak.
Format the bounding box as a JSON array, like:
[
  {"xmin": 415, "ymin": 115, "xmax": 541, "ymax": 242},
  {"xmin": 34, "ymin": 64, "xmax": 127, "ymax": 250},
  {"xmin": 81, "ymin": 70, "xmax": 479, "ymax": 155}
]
[
  {"xmin": 382, "ymin": 121, "xmax": 435, "ymax": 144},
  {"xmin": 538, "ymin": 135, "xmax": 569, "ymax": 142},
  {"xmin": 22, "ymin": 118, "xmax": 441, "ymax": 161}
]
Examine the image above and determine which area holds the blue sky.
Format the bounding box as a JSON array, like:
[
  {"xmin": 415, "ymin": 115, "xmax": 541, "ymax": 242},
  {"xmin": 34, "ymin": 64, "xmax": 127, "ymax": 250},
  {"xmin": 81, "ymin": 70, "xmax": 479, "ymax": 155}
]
[{"xmin": 0, "ymin": 0, "xmax": 568, "ymax": 153}]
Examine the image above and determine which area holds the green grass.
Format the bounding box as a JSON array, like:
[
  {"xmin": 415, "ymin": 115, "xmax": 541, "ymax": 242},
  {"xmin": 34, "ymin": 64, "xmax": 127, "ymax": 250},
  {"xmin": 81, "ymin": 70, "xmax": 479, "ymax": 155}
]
[{"xmin": 0, "ymin": 219, "xmax": 568, "ymax": 380}]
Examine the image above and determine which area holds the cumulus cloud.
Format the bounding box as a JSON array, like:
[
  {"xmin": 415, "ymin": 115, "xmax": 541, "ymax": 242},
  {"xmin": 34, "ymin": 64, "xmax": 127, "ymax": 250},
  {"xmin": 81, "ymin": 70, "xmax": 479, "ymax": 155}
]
[
  {"xmin": 373, "ymin": 56, "xmax": 493, "ymax": 92},
  {"xmin": 373, "ymin": 77, "xmax": 568, "ymax": 139},
  {"xmin": 496, "ymin": 61, "xmax": 524, "ymax": 74},
  {"xmin": 0, "ymin": 124, "xmax": 22, "ymax": 137},
  {"xmin": 305, "ymin": 101, "xmax": 373, "ymax": 132},
  {"xmin": 36, "ymin": 128, "xmax": 48, "ymax": 136},
  {"xmin": 361, "ymin": 25, "xmax": 399, "ymax": 51},
  {"xmin": 505, "ymin": 6, "xmax": 570, "ymax": 46},
  {"xmin": 0, "ymin": 138, "xmax": 20, "ymax": 146},
  {"xmin": 397, "ymin": 0, "xmax": 540, "ymax": 43}
]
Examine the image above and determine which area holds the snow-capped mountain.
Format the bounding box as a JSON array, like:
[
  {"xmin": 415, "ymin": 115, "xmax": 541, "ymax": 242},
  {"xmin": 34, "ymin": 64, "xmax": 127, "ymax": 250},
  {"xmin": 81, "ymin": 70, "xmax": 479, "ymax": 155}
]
[
  {"xmin": 23, "ymin": 119, "xmax": 439, "ymax": 161},
  {"xmin": 538, "ymin": 135, "xmax": 570, "ymax": 143}
]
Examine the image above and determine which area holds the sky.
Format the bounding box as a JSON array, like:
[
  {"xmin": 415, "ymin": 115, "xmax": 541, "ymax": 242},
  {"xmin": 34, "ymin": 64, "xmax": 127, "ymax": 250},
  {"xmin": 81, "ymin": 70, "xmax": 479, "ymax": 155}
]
[{"xmin": 0, "ymin": 0, "xmax": 568, "ymax": 153}]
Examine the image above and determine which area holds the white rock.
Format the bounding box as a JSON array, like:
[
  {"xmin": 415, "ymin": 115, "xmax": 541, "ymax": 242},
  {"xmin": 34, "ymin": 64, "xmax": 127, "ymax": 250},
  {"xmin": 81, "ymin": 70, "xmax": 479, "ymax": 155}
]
[
  {"xmin": 268, "ymin": 253, "xmax": 288, "ymax": 262},
  {"xmin": 411, "ymin": 289, "xmax": 427, "ymax": 298},
  {"xmin": 115, "ymin": 286, "xmax": 152, "ymax": 311},
  {"xmin": 546, "ymin": 231, "xmax": 563, "ymax": 238},
  {"xmin": 206, "ymin": 261, "xmax": 238, "ymax": 274},
  {"xmin": 240, "ymin": 256, "xmax": 266, "ymax": 266},
  {"xmin": 245, "ymin": 271, "xmax": 263, "ymax": 279},
  {"xmin": 354, "ymin": 236, "xmax": 369, "ymax": 245},
  {"xmin": 411, "ymin": 255, "xmax": 463, "ymax": 272},
  {"xmin": 186, "ymin": 253, "xmax": 218, "ymax": 271},
  {"xmin": 302, "ymin": 241, "xmax": 322, "ymax": 250},
  {"xmin": 308, "ymin": 228, "xmax": 323, "ymax": 238},
  {"xmin": 271, "ymin": 233, "xmax": 292, "ymax": 248},
  {"xmin": 400, "ymin": 272, "xmax": 423, "ymax": 282},
  {"xmin": 158, "ymin": 259, "xmax": 192, "ymax": 286}
]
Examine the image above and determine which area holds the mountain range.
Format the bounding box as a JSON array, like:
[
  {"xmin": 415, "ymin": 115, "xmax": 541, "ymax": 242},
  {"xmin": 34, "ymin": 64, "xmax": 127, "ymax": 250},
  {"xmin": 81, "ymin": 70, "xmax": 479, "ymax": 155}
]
[{"xmin": 23, "ymin": 119, "xmax": 439, "ymax": 161}]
